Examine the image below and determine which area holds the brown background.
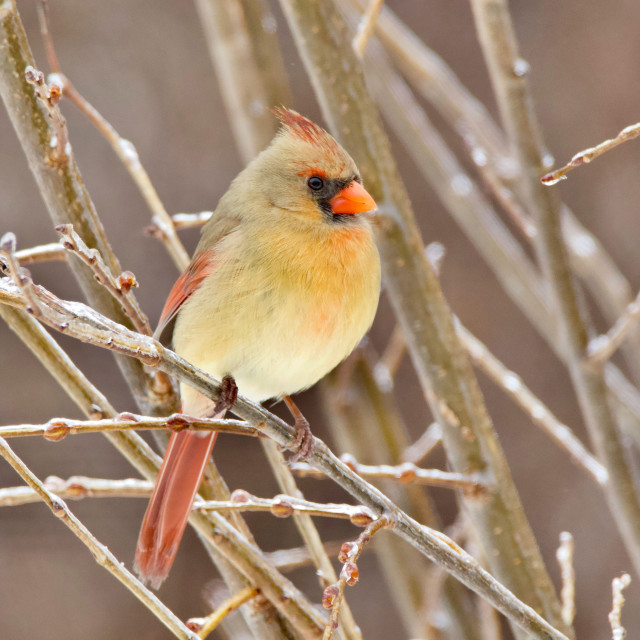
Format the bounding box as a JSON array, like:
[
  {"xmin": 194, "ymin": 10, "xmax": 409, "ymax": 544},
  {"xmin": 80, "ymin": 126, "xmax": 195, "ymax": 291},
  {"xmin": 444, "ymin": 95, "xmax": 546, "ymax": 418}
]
[{"xmin": 1, "ymin": 1, "xmax": 640, "ymax": 638}]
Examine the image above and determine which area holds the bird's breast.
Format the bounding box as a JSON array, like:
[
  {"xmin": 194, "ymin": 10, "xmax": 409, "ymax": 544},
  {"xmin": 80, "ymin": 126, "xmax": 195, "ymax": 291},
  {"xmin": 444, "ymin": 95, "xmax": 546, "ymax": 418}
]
[{"xmin": 174, "ymin": 222, "xmax": 381, "ymax": 402}]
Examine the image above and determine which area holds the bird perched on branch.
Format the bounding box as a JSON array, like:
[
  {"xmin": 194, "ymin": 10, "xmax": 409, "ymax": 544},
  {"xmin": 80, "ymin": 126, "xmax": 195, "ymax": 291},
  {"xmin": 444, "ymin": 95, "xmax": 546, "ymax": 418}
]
[{"xmin": 135, "ymin": 108, "xmax": 380, "ymax": 588}]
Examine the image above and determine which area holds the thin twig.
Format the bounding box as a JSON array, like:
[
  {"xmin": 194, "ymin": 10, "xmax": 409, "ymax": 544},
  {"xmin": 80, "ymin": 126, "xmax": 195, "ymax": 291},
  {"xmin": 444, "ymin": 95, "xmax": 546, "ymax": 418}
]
[
  {"xmin": 608, "ymin": 574, "xmax": 631, "ymax": 640},
  {"xmin": 291, "ymin": 457, "xmax": 487, "ymax": 493},
  {"xmin": 264, "ymin": 541, "xmax": 347, "ymax": 572},
  {"xmin": 352, "ymin": 0, "xmax": 384, "ymax": 58},
  {"xmin": 0, "ymin": 414, "xmax": 255, "ymax": 440},
  {"xmin": 401, "ymin": 422, "xmax": 442, "ymax": 465},
  {"xmin": 187, "ymin": 587, "xmax": 260, "ymax": 639},
  {"xmin": 56, "ymin": 224, "xmax": 151, "ymax": 335},
  {"xmin": 0, "ymin": 437, "xmax": 199, "ymax": 640},
  {"xmin": 555, "ymin": 532, "xmax": 575, "ymax": 628},
  {"xmin": 458, "ymin": 321, "xmax": 607, "ymax": 485},
  {"xmin": 15, "ymin": 242, "xmax": 66, "ymax": 265},
  {"xmin": 377, "ymin": 324, "xmax": 406, "ymax": 379},
  {"xmin": 541, "ymin": 122, "xmax": 640, "ymax": 185},
  {"xmin": 198, "ymin": 489, "xmax": 377, "ymax": 523},
  {"xmin": 588, "ymin": 289, "xmax": 640, "ymax": 365},
  {"xmin": 0, "ymin": 475, "xmax": 153, "ymax": 507},
  {"xmin": 322, "ymin": 516, "xmax": 391, "ymax": 638}
]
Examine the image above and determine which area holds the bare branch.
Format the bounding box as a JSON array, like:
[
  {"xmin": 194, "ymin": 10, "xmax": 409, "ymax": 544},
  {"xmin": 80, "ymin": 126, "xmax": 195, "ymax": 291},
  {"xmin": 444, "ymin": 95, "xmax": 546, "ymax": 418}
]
[
  {"xmin": 555, "ymin": 532, "xmax": 575, "ymax": 628},
  {"xmin": 0, "ymin": 475, "xmax": 153, "ymax": 507},
  {"xmin": 401, "ymin": 422, "xmax": 442, "ymax": 465},
  {"xmin": 35, "ymin": 2, "xmax": 190, "ymax": 271},
  {"xmin": 609, "ymin": 574, "xmax": 631, "ymax": 640},
  {"xmin": 588, "ymin": 289, "xmax": 640, "ymax": 365},
  {"xmin": 291, "ymin": 457, "xmax": 487, "ymax": 493},
  {"xmin": 352, "ymin": 0, "xmax": 384, "ymax": 58},
  {"xmin": 458, "ymin": 321, "xmax": 607, "ymax": 485},
  {"xmin": 0, "ymin": 414, "xmax": 255, "ymax": 440},
  {"xmin": 56, "ymin": 224, "xmax": 152, "ymax": 335},
  {"xmin": 16, "ymin": 241, "xmax": 66, "ymax": 265},
  {"xmin": 0, "ymin": 437, "xmax": 199, "ymax": 640},
  {"xmin": 542, "ymin": 122, "xmax": 640, "ymax": 185},
  {"xmin": 187, "ymin": 587, "xmax": 260, "ymax": 639},
  {"xmin": 322, "ymin": 516, "xmax": 391, "ymax": 638},
  {"xmin": 198, "ymin": 489, "xmax": 377, "ymax": 523},
  {"xmin": 0, "ymin": 3, "xmax": 177, "ymax": 414}
]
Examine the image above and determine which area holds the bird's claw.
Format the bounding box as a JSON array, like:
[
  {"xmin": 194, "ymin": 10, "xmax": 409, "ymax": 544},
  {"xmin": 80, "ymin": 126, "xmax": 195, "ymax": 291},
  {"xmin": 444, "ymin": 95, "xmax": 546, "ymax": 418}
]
[
  {"xmin": 211, "ymin": 375, "xmax": 238, "ymax": 417},
  {"xmin": 285, "ymin": 414, "xmax": 314, "ymax": 462}
]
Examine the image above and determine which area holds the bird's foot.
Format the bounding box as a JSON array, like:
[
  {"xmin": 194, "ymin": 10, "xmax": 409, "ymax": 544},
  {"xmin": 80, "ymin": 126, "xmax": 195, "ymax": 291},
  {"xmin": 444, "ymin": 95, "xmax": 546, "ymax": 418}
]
[
  {"xmin": 282, "ymin": 395, "xmax": 314, "ymax": 462},
  {"xmin": 210, "ymin": 375, "xmax": 238, "ymax": 417}
]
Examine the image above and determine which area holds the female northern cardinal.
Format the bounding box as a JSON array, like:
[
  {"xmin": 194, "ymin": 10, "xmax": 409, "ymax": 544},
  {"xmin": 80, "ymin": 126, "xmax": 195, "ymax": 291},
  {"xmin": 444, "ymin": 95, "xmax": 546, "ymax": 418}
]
[{"xmin": 135, "ymin": 108, "xmax": 380, "ymax": 588}]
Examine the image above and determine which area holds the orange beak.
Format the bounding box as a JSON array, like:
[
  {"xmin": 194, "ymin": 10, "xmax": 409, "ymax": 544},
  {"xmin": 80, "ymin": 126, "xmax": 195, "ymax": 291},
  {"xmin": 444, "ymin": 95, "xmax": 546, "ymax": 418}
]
[{"xmin": 329, "ymin": 181, "xmax": 377, "ymax": 215}]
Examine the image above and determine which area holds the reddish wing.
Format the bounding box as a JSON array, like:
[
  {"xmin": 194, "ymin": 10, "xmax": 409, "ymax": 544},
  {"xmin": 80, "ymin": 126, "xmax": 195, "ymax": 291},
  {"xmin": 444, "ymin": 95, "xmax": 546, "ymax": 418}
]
[{"xmin": 154, "ymin": 249, "xmax": 217, "ymax": 339}]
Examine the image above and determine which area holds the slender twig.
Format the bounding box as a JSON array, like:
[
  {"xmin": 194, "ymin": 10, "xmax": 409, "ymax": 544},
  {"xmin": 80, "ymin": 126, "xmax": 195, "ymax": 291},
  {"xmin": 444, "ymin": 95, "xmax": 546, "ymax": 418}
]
[
  {"xmin": 352, "ymin": 0, "xmax": 384, "ymax": 58},
  {"xmin": 608, "ymin": 574, "xmax": 631, "ymax": 640},
  {"xmin": 322, "ymin": 516, "xmax": 391, "ymax": 639},
  {"xmin": 470, "ymin": 0, "xmax": 640, "ymax": 582},
  {"xmin": 265, "ymin": 541, "xmax": 347, "ymax": 572},
  {"xmin": 291, "ymin": 458, "xmax": 487, "ymax": 493},
  {"xmin": 0, "ymin": 475, "xmax": 153, "ymax": 507},
  {"xmin": 458, "ymin": 320, "xmax": 607, "ymax": 485},
  {"xmin": 402, "ymin": 422, "xmax": 442, "ymax": 465},
  {"xmin": 0, "ymin": 262, "xmax": 571, "ymax": 639},
  {"xmin": 0, "ymin": 415, "xmax": 255, "ymax": 440},
  {"xmin": 23, "ymin": 64, "xmax": 68, "ymax": 165},
  {"xmin": 198, "ymin": 489, "xmax": 377, "ymax": 522},
  {"xmin": 555, "ymin": 532, "xmax": 575, "ymax": 628},
  {"xmin": 56, "ymin": 224, "xmax": 151, "ymax": 335},
  {"xmin": 148, "ymin": 211, "xmax": 212, "ymax": 234},
  {"xmin": 588, "ymin": 289, "xmax": 640, "ymax": 365},
  {"xmin": 15, "ymin": 241, "xmax": 66, "ymax": 265},
  {"xmin": 187, "ymin": 587, "xmax": 260, "ymax": 639},
  {"xmin": 542, "ymin": 122, "xmax": 640, "ymax": 185},
  {"xmin": 0, "ymin": 437, "xmax": 199, "ymax": 640},
  {"xmin": 377, "ymin": 324, "xmax": 406, "ymax": 379}
]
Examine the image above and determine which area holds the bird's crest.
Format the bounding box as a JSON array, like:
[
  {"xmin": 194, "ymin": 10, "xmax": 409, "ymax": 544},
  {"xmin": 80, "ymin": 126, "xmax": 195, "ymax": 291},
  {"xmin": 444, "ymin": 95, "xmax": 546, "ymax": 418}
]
[{"xmin": 273, "ymin": 107, "xmax": 339, "ymax": 154}]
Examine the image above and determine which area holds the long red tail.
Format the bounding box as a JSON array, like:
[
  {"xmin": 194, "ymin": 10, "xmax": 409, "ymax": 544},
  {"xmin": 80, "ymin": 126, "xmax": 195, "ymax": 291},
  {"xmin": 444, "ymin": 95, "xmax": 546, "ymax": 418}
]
[{"xmin": 134, "ymin": 430, "xmax": 217, "ymax": 588}]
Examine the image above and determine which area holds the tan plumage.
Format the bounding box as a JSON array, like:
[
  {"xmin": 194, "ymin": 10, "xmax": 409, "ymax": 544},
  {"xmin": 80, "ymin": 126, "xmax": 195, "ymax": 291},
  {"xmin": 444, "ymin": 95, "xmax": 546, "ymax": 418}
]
[{"xmin": 135, "ymin": 109, "xmax": 380, "ymax": 586}]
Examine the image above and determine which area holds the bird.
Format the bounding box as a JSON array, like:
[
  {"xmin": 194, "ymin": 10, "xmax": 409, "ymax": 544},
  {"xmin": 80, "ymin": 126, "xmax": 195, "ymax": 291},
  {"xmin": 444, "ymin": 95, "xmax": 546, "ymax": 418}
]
[{"xmin": 134, "ymin": 108, "xmax": 381, "ymax": 588}]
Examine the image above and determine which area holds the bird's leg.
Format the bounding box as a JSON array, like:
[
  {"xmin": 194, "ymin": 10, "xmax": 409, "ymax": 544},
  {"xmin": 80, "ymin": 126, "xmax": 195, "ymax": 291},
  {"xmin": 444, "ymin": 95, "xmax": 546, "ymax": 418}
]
[
  {"xmin": 209, "ymin": 375, "xmax": 238, "ymax": 418},
  {"xmin": 282, "ymin": 395, "xmax": 314, "ymax": 461}
]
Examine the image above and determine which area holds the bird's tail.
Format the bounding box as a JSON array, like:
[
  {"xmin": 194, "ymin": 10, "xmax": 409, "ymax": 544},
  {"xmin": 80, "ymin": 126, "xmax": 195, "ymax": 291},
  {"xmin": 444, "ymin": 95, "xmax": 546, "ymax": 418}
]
[{"xmin": 134, "ymin": 429, "xmax": 217, "ymax": 588}]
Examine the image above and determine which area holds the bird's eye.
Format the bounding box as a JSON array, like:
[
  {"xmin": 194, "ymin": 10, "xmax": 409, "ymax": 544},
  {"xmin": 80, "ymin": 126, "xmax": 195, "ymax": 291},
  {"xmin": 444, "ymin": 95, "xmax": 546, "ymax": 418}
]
[{"xmin": 307, "ymin": 176, "xmax": 324, "ymax": 191}]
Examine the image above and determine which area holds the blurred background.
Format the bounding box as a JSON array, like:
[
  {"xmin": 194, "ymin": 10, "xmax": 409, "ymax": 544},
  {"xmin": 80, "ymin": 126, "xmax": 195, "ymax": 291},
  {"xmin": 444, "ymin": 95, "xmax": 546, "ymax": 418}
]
[{"xmin": 1, "ymin": 1, "xmax": 640, "ymax": 638}]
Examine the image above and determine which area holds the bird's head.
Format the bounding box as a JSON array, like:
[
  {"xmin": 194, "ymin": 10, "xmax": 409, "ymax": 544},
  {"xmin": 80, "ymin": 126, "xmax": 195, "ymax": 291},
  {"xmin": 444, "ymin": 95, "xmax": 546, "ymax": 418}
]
[{"xmin": 231, "ymin": 108, "xmax": 377, "ymax": 228}]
